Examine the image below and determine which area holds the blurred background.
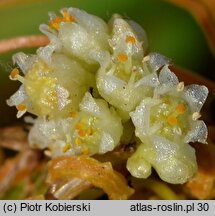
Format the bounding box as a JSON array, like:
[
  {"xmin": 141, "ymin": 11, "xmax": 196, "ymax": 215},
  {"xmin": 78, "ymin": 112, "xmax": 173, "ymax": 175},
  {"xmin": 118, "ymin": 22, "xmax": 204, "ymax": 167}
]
[{"xmin": 0, "ymin": 0, "xmax": 214, "ymax": 126}]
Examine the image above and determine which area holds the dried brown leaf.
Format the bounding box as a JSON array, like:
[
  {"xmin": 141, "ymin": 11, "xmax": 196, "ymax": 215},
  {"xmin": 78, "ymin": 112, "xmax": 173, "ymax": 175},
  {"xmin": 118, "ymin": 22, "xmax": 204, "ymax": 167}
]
[
  {"xmin": 47, "ymin": 156, "xmax": 134, "ymax": 200},
  {"xmin": 0, "ymin": 150, "xmax": 41, "ymax": 196},
  {"xmin": 186, "ymin": 141, "xmax": 215, "ymax": 199},
  {"xmin": 0, "ymin": 125, "xmax": 29, "ymax": 151}
]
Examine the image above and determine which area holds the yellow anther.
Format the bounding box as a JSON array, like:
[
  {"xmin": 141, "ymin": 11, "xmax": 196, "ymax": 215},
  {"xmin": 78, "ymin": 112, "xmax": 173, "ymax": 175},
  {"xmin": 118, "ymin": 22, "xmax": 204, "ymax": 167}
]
[
  {"xmin": 118, "ymin": 53, "xmax": 128, "ymax": 62},
  {"xmin": 69, "ymin": 111, "xmax": 77, "ymax": 118},
  {"xmin": 63, "ymin": 143, "xmax": 71, "ymax": 153},
  {"xmin": 86, "ymin": 127, "xmax": 93, "ymax": 136},
  {"xmin": 176, "ymin": 103, "xmax": 186, "ymax": 114},
  {"xmin": 167, "ymin": 116, "xmax": 178, "ymax": 126},
  {"xmin": 16, "ymin": 103, "xmax": 26, "ymax": 111},
  {"xmin": 10, "ymin": 68, "xmax": 20, "ymax": 79},
  {"xmin": 75, "ymin": 138, "xmax": 82, "ymax": 145},
  {"xmin": 79, "ymin": 129, "xmax": 86, "ymax": 137},
  {"xmin": 126, "ymin": 35, "xmax": 136, "ymax": 44}
]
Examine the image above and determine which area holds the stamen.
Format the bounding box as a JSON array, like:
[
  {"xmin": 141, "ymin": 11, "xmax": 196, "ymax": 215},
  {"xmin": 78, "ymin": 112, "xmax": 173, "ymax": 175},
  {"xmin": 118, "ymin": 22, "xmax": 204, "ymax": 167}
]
[
  {"xmin": 118, "ymin": 53, "xmax": 128, "ymax": 62},
  {"xmin": 192, "ymin": 112, "xmax": 201, "ymax": 121},
  {"xmin": 79, "ymin": 129, "xmax": 86, "ymax": 137},
  {"xmin": 75, "ymin": 138, "xmax": 82, "ymax": 145},
  {"xmin": 69, "ymin": 111, "xmax": 77, "ymax": 118},
  {"xmin": 126, "ymin": 35, "xmax": 136, "ymax": 44},
  {"xmin": 9, "ymin": 68, "xmax": 20, "ymax": 80},
  {"xmin": 177, "ymin": 82, "xmax": 184, "ymax": 92},
  {"xmin": 16, "ymin": 103, "xmax": 26, "ymax": 111},
  {"xmin": 173, "ymin": 127, "xmax": 182, "ymax": 135},
  {"xmin": 44, "ymin": 150, "xmax": 51, "ymax": 157},
  {"xmin": 75, "ymin": 122, "xmax": 84, "ymax": 130},
  {"xmin": 49, "ymin": 16, "xmax": 62, "ymax": 30},
  {"xmin": 62, "ymin": 10, "xmax": 75, "ymax": 22},
  {"xmin": 16, "ymin": 110, "xmax": 27, "ymax": 118},
  {"xmin": 143, "ymin": 56, "xmax": 150, "ymax": 62},
  {"xmin": 63, "ymin": 143, "xmax": 71, "ymax": 153},
  {"xmin": 167, "ymin": 116, "xmax": 178, "ymax": 126},
  {"xmin": 176, "ymin": 103, "xmax": 186, "ymax": 114},
  {"xmin": 132, "ymin": 66, "xmax": 137, "ymax": 72},
  {"xmin": 49, "ymin": 11, "xmax": 75, "ymax": 30}
]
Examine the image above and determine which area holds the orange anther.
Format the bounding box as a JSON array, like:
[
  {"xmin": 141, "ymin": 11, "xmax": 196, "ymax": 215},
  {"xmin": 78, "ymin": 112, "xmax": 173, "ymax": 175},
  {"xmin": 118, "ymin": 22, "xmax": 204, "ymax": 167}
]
[
  {"xmin": 49, "ymin": 11, "xmax": 75, "ymax": 30},
  {"xmin": 16, "ymin": 104, "xmax": 26, "ymax": 111},
  {"xmin": 10, "ymin": 68, "xmax": 20, "ymax": 79},
  {"xmin": 49, "ymin": 16, "xmax": 62, "ymax": 30},
  {"xmin": 75, "ymin": 122, "xmax": 84, "ymax": 130},
  {"xmin": 118, "ymin": 53, "xmax": 128, "ymax": 62},
  {"xmin": 126, "ymin": 35, "xmax": 136, "ymax": 44},
  {"xmin": 62, "ymin": 10, "xmax": 75, "ymax": 22},
  {"xmin": 176, "ymin": 104, "xmax": 186, "ymax": 114},
  {"xmin": 167, "ymin": 116, "xmax": 178, "ymax": 126},
  {"xmin": 79, "ymin": 129, "xmax": 86, "ymax": 137},
  {"xmin": 70, "ymin": 111, "xmax": 77, "ymax": 118}
]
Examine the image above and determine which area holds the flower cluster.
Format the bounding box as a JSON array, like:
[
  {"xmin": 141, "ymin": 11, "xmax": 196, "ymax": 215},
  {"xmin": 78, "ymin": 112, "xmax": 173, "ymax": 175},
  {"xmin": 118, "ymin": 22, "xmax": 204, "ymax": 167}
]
[{"xmin": 7, "ymin": 7, "xmax": 208, "ymax": 184}]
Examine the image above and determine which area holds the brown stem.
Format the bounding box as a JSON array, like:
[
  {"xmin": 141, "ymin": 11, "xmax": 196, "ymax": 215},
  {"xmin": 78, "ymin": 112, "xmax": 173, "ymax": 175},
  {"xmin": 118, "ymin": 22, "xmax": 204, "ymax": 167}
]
[{"xmin": 0, "ymin": 35, "xmax": 49, "ymax": 54}]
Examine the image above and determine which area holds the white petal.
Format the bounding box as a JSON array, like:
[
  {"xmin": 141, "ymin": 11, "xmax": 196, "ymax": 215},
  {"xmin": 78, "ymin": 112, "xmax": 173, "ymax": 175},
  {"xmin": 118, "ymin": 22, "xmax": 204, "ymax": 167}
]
[
  {"xmin": 6, "ymin": 85, "xmax": 27, "ymax": 106},
  {"xmin": 99, "ymin": 132, "xmax": 115, "ymax": 153},
  {"xmin": 126, "ymin": 20, "xmax": 148, "ymax": 51},
  {"xmin": 59, "ymin": 23, "xmax": 102, "ymax": 64},
  {"xmin": 56, "ymin": 84, "xmax": 71, "ymax": 110},
  {"xmin": 97, "ymin": 71, "xmax": 126, "ymax": 94},
  {"xmin": 37, "ymin": 43, "xmax": 59, "ymax": 64},
  {"xmin": 67, "ymin": 7, "xmax": 108, "ymax": 37},
  {"xmin": 184, "ymin": 120, "xmax": 208, "ymax": 144},
  {"xmin": 147, "ymin": 52, "xmax": 170, "ymax": 71},
  {"xmin": 134, "ymin": 72, "xmax": 159, "ymax": 88},
  {"xmin": 159, "ymin": 65, "xmax": 179, "ymax": 86},
  {"xmin": 12, "ymin": 52, "xmax": 35, "ymax": 74},
  {"xmin": 151, "ymin": 135, "xmax": 178, "ymax": 163},
  {"xmin": 130, "ymin": 101, "xmax": 149, "ymax": 137},
  {"xmin": 184, "ymin": 84, "xmax": 208, "ymax": 112},
  {"xmin": 130, "ymin": 98, "xmax": 160, "ymax": 137},
  {"xmin": 111, "ymin": 18, "xmax": 143, "ymax": 58},
  {"xmin": 79, "ymin": 92, "xmax": 100, "ymax": 115}
]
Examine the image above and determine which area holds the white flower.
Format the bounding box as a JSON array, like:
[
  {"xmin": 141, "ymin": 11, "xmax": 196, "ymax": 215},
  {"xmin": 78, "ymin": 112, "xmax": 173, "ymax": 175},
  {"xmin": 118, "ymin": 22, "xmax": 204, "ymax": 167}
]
[
  {"xmin": 29, "ymin": 93, "xmax": 123, "ymax": 157},
  {"xmin": 38, "ymin": 8, "xmax": 109, "ymax": 65},
  {"xmin": 7, "ymin": 52, "xmax": 95, "ymax": 118},
  {"xmin": 7, "ymin": 7, "xmax": 209, "ymax": 185},
  {"xmin": 95, "ymin": 17, "xmax": 162, "ymax": 115},
  {"xmin": 128, "ymin": 65, "xmax": 208, "ymax": 183}
]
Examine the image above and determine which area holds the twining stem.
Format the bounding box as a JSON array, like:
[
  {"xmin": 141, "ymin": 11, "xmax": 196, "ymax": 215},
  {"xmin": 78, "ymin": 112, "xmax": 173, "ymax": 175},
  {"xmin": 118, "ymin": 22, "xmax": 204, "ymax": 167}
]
[{"xmin": 0, "ymin": 35, "xmax": 49, "ymax": 54}]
